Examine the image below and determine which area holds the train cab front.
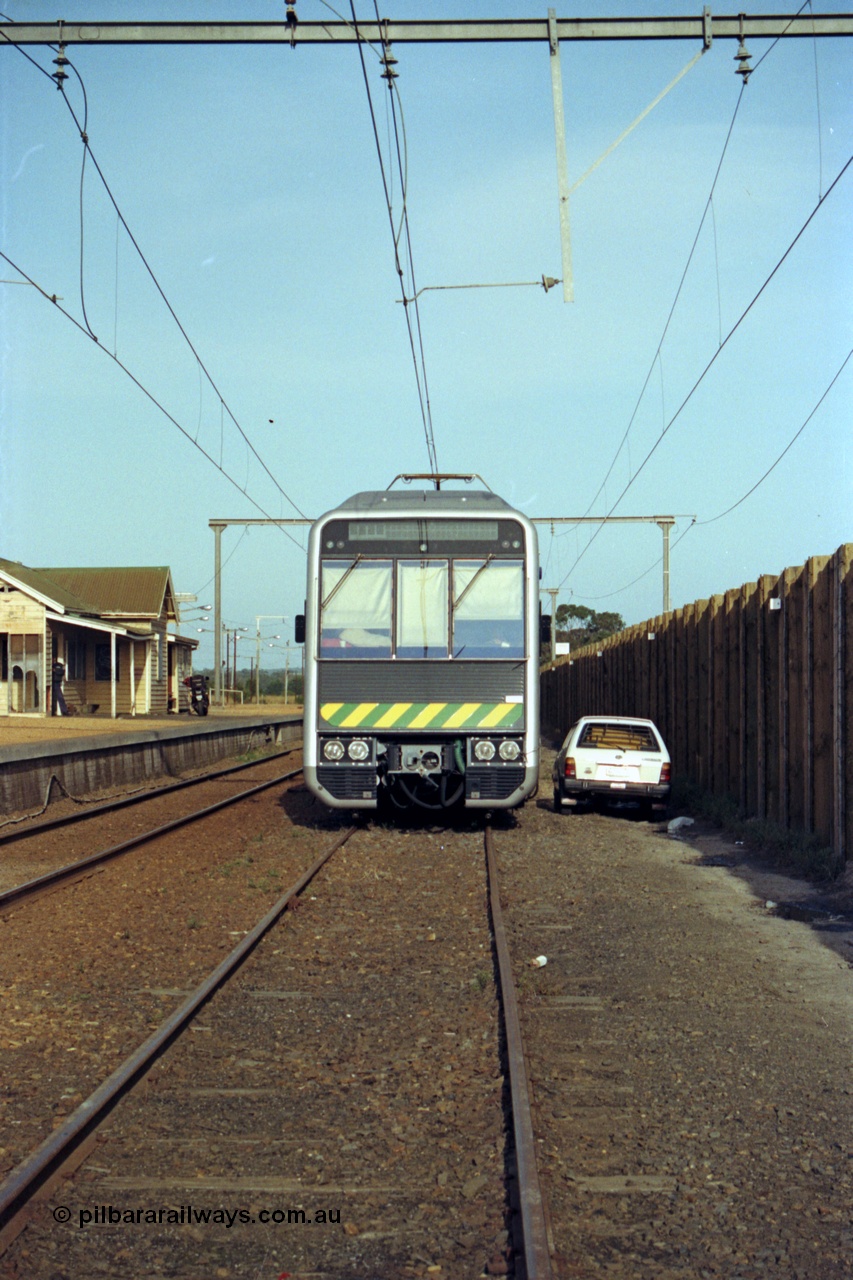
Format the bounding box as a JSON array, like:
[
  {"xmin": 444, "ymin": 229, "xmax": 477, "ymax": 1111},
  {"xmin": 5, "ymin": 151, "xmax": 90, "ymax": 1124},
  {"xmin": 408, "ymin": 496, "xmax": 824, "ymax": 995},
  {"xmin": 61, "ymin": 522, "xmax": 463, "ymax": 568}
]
[
  {"xmin": 301, "ymin": 485, "xmax": 541, "ymax": 815},
  {"xmin": 309, "ymin": 728, "xmax": 534, "ymax": 812}
]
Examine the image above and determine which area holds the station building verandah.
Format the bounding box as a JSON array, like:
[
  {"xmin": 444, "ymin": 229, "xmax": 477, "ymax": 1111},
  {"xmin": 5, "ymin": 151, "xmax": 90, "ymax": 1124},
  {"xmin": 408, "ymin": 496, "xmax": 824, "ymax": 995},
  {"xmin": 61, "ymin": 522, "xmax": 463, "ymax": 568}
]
[{"xmin": 0, "ymin": 559, "xmax": 198, "ymax": 718}]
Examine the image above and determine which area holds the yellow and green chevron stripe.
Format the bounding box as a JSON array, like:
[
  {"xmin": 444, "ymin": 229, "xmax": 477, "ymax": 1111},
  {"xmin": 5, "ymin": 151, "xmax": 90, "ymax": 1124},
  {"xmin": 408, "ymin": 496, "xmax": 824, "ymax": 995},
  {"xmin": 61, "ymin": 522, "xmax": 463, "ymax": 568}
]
[{"xmin": 320, "ymin": 700, "xmax": 524, "ymax": 731}]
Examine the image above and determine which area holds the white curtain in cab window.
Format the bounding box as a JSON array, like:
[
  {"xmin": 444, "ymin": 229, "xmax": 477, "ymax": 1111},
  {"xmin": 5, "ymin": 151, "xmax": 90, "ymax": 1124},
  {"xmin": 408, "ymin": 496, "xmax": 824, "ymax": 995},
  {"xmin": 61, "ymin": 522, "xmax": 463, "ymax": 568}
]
[
  {"xmin": 397, "ymin": 561, "xmax": 448, "ymax": 649},
  {"xmin": 321, "ymin": 561, "xmax": 392, "ymax": 630},
  {"xmin": 454, "ymin": 560, "xmax": 523, "ymax": 621}
]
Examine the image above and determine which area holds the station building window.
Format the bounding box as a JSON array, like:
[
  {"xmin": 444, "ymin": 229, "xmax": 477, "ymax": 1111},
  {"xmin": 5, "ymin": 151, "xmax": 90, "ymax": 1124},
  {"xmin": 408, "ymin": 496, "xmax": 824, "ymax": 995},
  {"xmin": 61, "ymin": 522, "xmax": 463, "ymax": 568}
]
[
  {"xmin": 95, "ymin": 643, "xmax": 119, "ymax": 682},
  {"xmin": 66, "ymin": 638, "xmax": 86, "ymax": 680}
]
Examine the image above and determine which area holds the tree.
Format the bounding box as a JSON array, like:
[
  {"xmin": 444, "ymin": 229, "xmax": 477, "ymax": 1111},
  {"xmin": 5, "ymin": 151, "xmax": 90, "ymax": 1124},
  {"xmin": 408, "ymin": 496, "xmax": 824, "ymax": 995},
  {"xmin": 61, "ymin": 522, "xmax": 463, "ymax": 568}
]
[{"xmin": 555, "ymin": 604, "xmax": 625, "ymax": 648}]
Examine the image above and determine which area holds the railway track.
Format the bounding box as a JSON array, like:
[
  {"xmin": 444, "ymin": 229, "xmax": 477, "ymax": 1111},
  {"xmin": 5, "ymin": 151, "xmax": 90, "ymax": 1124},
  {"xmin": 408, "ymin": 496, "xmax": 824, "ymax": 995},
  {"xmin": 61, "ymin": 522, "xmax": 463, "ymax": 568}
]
[
  {"xmin": 0, "ymin": 754, "xmax": 303, "ymax": 912},
  {"xmin": 0, "ymin": 826, "xmax": 355, "ymax": 1255},
  {"xmin": 0, "ymin": 744, "xmax": 299, "ymax": 847},
  {"xmin": 0, "ymin": 794, "xmax": 558, "ymax": 1278},
  {"xmin": 4, "ymin": 741, "xmax": 849, "ymax": 1277}
]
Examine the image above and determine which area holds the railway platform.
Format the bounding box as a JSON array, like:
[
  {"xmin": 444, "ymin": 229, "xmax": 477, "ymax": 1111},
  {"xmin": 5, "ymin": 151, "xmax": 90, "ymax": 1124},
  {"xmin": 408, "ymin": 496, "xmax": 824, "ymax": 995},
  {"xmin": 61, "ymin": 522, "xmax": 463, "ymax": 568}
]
[{"xmin": 0, "ymin": 707, "xmax": 303, "ymax": 815}]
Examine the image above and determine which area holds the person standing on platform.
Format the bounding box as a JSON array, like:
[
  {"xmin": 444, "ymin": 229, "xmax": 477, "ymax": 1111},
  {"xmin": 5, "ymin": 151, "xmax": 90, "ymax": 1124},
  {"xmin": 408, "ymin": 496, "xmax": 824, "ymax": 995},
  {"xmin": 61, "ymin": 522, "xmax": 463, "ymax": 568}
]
[{"xmin": 51, "ymin": 659, "xmax": 69, "ymax": 716}]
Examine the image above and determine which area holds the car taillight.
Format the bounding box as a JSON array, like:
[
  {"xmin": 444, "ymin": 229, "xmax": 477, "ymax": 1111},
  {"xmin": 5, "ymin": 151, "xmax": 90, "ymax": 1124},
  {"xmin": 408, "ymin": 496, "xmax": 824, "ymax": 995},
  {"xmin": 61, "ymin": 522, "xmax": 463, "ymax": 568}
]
[
  {"xmin": 564, "ymin": 757, "xmax": 576, "ymax": 779},
  {"xmin": 660, "ymin": 762, "xmax": 671, "ymax": 783}
]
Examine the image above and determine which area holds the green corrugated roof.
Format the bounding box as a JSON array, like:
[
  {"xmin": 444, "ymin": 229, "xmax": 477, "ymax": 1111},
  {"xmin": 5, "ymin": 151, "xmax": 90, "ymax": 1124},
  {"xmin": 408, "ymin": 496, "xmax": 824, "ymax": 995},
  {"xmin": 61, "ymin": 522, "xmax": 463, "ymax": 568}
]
[
  {"xmin": 0, "ymin": 559, "xmax": 96, "ymax": 614},
  {"xmin": 0, "ymin": 560, "xmax": 177, "ymax": 621},
  {"xmin": 38, "ymin": 567, "xmax": 176, "ymax": 619}
]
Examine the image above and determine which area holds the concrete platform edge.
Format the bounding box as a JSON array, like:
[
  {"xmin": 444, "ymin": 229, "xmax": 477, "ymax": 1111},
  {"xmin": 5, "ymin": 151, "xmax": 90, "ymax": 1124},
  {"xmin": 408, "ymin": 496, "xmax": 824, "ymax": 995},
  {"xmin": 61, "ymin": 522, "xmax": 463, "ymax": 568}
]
[{"xmin": 0, "ymin": 717, "xmax": 303, "ymax": 815}]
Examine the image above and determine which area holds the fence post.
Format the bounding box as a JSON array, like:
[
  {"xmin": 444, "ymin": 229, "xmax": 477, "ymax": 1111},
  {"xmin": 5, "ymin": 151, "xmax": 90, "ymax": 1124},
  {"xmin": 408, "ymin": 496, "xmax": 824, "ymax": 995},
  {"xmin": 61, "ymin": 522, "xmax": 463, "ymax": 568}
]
[
  {"xmin": 742, "ymin": 581, "xmax": 759, "ymax": 817},
  {"xmin": 710, "ymin": 595, "xmax": 726, "ymax": 796},
  {"xmin": 667, "ymin": 611, "xmax": 676, "ymax": 745},
  {"xmin": 786, "ymin": 565, "xmax": 808, "ymax": 830},
  {"xmin": 722, "ymin": 589, "xmax": 741, "ymax": 805},
  {"xmin": 682, "ymin": 602, "xmax": 698, "ymax": 783},
  {"xmin": 759, "ymin": 574, "xmax": 781, "ymax": 824},
  {"xmin": 838, "ymin": 546, "xmax": 853, "ymax": 863},
  {"xmin": 811, "ymin": 556, "xmax": 833, "ymax": 845},
  {"xmin": 754, "ymin": 576, "xmax": 768, "ymax": 820},
  {"xmin": 694, "ymin": 598, "xmax": 711, "ymax": 790}
]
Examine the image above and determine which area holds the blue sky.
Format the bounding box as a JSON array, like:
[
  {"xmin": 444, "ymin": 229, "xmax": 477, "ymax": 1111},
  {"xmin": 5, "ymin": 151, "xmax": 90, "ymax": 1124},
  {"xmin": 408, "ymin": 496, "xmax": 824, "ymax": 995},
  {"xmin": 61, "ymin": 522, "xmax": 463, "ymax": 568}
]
[{"xmin": 1, "ymin": 1, "xmax": 850, "ymax": 667}]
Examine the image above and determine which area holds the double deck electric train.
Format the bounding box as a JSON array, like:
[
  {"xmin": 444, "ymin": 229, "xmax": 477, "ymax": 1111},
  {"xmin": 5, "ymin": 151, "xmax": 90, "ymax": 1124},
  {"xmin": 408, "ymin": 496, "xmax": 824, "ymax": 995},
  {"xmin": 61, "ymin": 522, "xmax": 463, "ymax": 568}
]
[{"xmin": 297, "ymin": 477, "xmax": 540, "ymax": 812}]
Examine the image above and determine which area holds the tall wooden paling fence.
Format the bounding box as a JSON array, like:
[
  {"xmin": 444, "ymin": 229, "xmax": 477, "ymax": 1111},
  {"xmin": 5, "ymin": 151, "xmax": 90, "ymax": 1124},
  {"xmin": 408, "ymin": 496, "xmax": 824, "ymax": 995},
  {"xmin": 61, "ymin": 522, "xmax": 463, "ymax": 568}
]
[{"xmin": 540, "ymin": 545, "xmax": 853, "ymax": 863}]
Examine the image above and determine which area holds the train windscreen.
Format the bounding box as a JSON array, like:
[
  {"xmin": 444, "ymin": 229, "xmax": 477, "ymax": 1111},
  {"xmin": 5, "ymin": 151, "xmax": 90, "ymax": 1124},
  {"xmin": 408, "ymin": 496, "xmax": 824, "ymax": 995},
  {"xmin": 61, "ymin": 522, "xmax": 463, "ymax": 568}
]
[{"xmin": 319, "ymin": 555, "xmax": 524, "ymax": 660}]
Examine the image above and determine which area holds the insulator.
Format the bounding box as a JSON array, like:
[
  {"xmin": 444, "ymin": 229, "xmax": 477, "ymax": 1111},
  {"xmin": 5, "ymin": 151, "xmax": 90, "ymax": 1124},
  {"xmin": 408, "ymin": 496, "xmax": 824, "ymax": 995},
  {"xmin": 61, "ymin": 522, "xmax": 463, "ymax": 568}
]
[
  {"xmin": 733, "ymin": 37, "xmax": 752, "ymax": 83},
  {"xmin": 285, "ymin": 3, "xmax": 298, "ymax": 47},
  {"xmin": 53, "ymin": 48, "xmax": 68, "ymax": 89},
  {"xmin": 381, "ymin": 49, "xmax": 398, "ymax": 84}
]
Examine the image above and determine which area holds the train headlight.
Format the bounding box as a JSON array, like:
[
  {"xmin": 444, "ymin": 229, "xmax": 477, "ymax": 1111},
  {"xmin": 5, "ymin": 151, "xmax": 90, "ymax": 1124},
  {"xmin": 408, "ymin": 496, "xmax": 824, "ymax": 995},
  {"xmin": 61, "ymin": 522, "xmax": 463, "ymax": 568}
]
[
  {"xmin": 322, "ymin": 738, "xmax": 345, "ymax": 761},
  {"xmin": 498, "ymin": 740, "xmax": 521, "ymax": 762},
  {"xmin": 347, "ymin": 738, "xmax": 370, "ymax": 762},
  {"xmin": 473, "ymin": 739, "xmax": 496, "ymax": 762}
]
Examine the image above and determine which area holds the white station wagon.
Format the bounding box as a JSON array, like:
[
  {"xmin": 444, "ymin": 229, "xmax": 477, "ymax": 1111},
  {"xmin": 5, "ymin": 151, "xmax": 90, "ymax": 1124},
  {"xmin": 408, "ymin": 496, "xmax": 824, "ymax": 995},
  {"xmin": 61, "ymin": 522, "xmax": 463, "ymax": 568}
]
[{"xmin": 553, "ymin": 715, "xmax": 671, "ymax": 819}]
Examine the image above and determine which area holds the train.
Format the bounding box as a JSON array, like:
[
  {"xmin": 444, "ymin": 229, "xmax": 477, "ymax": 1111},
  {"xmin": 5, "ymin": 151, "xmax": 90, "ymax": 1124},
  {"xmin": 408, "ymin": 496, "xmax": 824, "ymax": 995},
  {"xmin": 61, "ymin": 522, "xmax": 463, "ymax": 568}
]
[{"xmin": 296, "ymin": 476, "xmax": 541, "ymax": 812}]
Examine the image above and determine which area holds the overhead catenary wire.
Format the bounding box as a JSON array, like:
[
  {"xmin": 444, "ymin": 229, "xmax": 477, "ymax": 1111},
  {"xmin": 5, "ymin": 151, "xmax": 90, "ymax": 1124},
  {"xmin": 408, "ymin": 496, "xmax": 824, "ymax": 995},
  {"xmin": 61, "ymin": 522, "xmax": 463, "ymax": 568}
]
[
  {"xmin": 388, "ymin": 79, "xmax": 439, "ymax": 476},
  {"xmin": 748, "ymin": 0, "xmax": 826, "ymax": 197},
  {"xmin": 697, "ymin": 347, "xmax": 853, "ymax": 527},
  {"xmin": 577, "ymin": 0, "xmax": 829, "ymax": 544},
  {"xmin": 751, "ymin": 0, "xmax": 823, "ymax": 77},
  {"xmin": 56, "ymin": 48, "xmax": 99, "ymax": 342},
  {"xmin": 375, "ymin": 6, "xmax": 439, "ymax": 476},
  {"xmin": 0, "ymin": 246, "xmax": 306, "ymax": 551},
  {"xmin": 4, "ymin": 11, "xmax": 844, "ymax": 556},
  {"xmin": 557, "ymin": 149, "xmax": 852, "ymax": 595},
  {"xmin": 348, "ymin": 0, "xmax": 438, "ymax": 475},
  {"xmin": 192, "ymin": 527, "xmax": 253, "ymax": 600},
  {"xmin": 557, "ymin": 337, "xmax": 851, "ymax": 604},
  {"xmin": 0, "ymin": 26, "xmax": 309, "ymax": 524},
  {"xmin": 571, "ymin": 326, "xmax": 849, "ymax": 606},
  {"xmin": 593, "ymin": 155, "xmax": 852, "ymax": 513},
  {"xmin": 571, "ymin": 519, "xmax": 697, "ymax": 604},
  {"xmin": 59, "ymin": 87, "xmax": 311, "ymax": 521},
  {"xmin": 578, "ymin": 80, "xmax": 748, "ymax": 524}
]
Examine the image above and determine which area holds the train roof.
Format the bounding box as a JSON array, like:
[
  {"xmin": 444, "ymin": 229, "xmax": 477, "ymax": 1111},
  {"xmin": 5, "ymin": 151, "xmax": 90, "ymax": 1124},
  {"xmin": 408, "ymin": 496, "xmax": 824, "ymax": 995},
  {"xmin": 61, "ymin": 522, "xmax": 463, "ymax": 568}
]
[{"xmin": 325, "ymin": 489, "xmax": 520, "ymax": 517}]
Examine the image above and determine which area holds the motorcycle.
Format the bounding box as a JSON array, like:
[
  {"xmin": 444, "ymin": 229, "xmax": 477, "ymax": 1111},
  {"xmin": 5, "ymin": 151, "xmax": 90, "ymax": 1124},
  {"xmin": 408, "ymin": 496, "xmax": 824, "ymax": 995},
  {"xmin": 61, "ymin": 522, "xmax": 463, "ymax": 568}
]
[{"xmin": 183, "ymin": 673, "xmax": 210, "ymax": 716}]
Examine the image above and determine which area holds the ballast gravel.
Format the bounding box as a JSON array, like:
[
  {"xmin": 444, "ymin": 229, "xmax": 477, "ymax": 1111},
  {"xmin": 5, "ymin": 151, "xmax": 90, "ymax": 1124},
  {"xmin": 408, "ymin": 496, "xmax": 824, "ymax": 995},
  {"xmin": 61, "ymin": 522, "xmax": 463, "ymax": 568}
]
[
  {"xmin": 494, "ymin": 752, "xmax": 852, "ymax": 1279},
  {"xmin": 0, "ymin": 738, "xmax": 850, "ymax": 1279}
]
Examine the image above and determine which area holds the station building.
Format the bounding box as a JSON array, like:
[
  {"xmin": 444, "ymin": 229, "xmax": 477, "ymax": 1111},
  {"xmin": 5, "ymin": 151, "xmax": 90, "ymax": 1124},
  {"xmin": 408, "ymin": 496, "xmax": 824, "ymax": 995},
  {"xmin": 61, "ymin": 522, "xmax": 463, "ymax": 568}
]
[{"xmin": 0, "ymin": 559, "xmax": 199, "ymax": 718}]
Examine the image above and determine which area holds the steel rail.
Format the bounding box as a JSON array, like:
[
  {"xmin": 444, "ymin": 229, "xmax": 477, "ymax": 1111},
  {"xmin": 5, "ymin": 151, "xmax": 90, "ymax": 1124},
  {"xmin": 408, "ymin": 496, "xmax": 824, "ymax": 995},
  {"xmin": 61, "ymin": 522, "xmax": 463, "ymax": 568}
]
[
  {"xmin": 0, "ymin": 825, "xmax": 356, "ymax": 1232},
  {"xmin": 485, "ymin": 823, "xmax": 554, "ymax": 1280},
  {"xmin": 0, "ymin": 746, "xmax": 298, "ymax": 848},
  {"xmin": 0, "ymin": 767, "xmax": 302, "ymax": 912}
]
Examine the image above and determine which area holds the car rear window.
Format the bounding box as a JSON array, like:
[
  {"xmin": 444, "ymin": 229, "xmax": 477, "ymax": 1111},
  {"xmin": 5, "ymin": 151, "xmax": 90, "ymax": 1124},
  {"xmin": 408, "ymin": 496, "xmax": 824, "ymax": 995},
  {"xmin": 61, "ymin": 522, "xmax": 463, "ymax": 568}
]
[{"xmin": 577, "ymin": 723, "xmax": 660, "ymax": 752}]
